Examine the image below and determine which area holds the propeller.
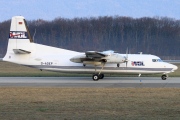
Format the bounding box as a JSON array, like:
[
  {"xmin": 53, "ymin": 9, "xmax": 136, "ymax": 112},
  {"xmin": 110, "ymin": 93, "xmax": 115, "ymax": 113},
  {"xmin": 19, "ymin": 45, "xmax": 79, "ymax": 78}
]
[{"xmin": 124, "ymin": 48, "xmax": 129, "ymax": 67}]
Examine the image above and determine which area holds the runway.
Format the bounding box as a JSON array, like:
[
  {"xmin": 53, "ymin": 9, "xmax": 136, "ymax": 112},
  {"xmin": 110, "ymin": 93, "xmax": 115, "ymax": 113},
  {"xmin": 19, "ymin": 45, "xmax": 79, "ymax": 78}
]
[{"xmin": 0, "ymin": 77, "xmax": 180, "ymax": 88}]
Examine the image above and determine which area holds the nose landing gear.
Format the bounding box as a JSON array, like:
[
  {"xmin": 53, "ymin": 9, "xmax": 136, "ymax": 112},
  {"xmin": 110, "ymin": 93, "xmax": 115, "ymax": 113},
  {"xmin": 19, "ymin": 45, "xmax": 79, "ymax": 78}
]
[{"xmin": 161, "ymin": 74, "xmax": 167, "ymax": 80}]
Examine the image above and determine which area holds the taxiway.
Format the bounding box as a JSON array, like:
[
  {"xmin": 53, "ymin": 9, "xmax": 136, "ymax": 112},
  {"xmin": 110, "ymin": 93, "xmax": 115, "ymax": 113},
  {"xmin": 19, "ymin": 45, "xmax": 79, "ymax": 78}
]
[{"xmin": 0, "ymin": 77, "xmax": 180, "ymax": 88}]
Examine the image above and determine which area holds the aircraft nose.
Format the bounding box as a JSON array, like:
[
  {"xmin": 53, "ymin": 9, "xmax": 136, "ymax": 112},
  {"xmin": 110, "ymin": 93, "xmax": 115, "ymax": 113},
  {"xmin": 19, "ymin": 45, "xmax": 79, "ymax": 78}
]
[{"xmin": 172, "ymin": 64, "xmax": 178, "ymax": 71}]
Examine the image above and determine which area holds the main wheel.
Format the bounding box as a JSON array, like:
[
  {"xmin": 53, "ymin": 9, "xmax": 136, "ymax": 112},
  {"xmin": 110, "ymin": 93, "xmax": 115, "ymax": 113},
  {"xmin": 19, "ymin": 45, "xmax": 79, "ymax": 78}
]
[
  {"xmin": 161, "ymin": 75, "xmax": 167, "ymax": 80},
  {"xmin": 99, "ymin": 74, "xmax": 104, "ymax": 79},
  {"xmin": 92, "ymin": 74, "xmax": 99, "ymax": 81}
]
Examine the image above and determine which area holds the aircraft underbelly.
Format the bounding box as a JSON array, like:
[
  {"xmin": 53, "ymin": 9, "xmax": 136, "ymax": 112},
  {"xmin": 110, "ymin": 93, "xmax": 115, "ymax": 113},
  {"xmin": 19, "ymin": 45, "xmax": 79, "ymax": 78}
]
[{"xmin": 35, "ymin": 66, "xmax": 172, "ymax": 74}]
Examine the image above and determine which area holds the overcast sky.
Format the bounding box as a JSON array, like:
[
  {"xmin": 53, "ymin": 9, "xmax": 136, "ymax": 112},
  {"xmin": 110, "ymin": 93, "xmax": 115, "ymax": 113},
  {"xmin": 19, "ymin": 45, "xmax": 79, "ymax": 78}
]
[{"xmin": 1, "ymin": 0, "xmax": 180, "ymax": 22}]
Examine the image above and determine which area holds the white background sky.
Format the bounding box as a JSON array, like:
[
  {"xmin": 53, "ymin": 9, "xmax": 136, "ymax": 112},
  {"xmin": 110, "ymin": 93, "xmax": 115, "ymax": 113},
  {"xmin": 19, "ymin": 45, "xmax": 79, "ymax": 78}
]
[{"xmin": 1, "ymin": 0, "xmax": 180, "ymax": 21}]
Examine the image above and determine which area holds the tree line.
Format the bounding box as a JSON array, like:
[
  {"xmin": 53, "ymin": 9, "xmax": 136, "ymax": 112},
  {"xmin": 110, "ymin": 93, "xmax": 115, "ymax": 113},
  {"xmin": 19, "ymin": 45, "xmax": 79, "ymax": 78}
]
[{"xmin": 0, "ymin": 16, "xmax": 180, "ymax": 59}]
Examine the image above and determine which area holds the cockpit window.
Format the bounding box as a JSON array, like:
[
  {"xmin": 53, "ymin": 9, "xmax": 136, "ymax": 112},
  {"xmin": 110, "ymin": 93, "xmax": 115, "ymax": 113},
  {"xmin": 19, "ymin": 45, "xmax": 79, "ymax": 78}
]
[{"xmin": 152, "ymin": 59, "xmax": 163, "ymax": 62}]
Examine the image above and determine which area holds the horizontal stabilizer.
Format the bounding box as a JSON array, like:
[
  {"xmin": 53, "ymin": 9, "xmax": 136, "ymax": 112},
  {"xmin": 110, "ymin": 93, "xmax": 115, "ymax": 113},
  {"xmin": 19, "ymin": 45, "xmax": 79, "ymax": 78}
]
[{"xmin": 13, "ymin": 49, "xmax": 31, "ymax": 54}]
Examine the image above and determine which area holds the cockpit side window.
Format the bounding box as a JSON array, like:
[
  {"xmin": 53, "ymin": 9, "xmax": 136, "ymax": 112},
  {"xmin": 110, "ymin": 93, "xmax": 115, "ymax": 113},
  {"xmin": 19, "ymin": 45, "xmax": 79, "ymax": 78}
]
[
  {"xmin": 158, "ymin": 59, "xmax": 163, "ymax": 62},
  {"xmin": 152, "ymin": 59, "xmax": 163, "ymax": 62},
  {"xmin": 152, "ymin": 59, "xmax": 157, "ymax": 62}
]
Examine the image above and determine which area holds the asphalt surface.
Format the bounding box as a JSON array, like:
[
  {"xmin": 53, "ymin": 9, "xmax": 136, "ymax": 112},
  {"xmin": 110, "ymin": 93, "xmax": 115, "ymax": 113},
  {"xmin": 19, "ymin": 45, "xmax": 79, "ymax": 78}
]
[{"xmin": 0, "ymin": 77, "xmax": 180, "ymax": 88}]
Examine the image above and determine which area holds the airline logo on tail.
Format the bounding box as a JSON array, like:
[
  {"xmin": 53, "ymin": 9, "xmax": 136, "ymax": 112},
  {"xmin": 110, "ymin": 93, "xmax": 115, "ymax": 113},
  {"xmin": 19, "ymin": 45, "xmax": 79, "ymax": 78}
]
[{"xmin": 9, "ymin": 31, "xmax": 28, "ymax": 39}]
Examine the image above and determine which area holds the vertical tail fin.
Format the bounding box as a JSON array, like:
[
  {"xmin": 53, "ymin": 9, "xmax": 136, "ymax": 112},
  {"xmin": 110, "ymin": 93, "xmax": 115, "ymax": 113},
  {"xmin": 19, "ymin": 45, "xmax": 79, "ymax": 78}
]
[
  {"xmin": 10, "ymin": 16, "xmax": 33, "ymax": 41},
  {"xmin": 7, "ymin": 16, "xmax": 33, "ymax": 54},
  {"xmin": 3, "ymin": 16, "xmax": 33, "ymax": 62}
]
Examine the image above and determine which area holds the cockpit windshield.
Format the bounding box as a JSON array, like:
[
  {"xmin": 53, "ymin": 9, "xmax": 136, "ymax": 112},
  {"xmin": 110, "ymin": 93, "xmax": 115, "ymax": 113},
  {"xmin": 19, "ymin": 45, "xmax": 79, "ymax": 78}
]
[{"xmin": 152, "ymin": 59, "xmax": 163, "ymax": 62}]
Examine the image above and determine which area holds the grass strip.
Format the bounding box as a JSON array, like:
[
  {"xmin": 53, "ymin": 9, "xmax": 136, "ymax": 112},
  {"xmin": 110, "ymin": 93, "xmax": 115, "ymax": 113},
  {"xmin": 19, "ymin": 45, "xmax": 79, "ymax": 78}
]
[{"xmin": 0, "ymin": 87, "xmax": 180, "ymax": 120}]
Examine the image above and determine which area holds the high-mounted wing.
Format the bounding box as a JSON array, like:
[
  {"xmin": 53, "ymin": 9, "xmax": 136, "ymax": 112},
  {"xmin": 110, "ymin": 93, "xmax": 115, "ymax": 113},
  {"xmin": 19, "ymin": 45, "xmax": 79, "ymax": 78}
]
[
  {"xmin": 85, "ymin": 51, "xmax": 107, "ymax": 58},
  {"xmin": 70, "ymin": 51, "xmax": 110, "ymax": 64}
]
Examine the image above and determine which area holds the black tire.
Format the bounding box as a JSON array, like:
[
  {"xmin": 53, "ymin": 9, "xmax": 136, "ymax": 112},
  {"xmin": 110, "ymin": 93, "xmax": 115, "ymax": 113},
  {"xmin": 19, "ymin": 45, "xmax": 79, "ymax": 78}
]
[
  {"xmin": 99, "ymin": 74, "xmax": 104, "ymax": 79},
  {"xmin": 161, "ymin": 75, "xmax": 167, "ymax": 80},
  {"xmin": 92, "ymin": 74, "xmax": 99, "ymax": 81}
]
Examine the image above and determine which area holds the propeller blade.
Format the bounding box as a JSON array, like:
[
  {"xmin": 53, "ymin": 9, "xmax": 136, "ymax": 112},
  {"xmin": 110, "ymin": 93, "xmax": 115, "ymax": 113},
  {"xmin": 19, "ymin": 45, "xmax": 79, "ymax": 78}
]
[
  {"xmin": 126, "ymin": 47, "xmax": 128, "ymax": 59},
  {"xmin": 125, "ymin": 47, "xmax": 129, "ymax": 67}
]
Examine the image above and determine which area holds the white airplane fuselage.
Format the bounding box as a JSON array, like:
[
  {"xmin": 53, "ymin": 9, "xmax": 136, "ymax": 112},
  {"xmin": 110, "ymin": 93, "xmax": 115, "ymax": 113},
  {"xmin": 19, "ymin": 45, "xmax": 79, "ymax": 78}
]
[{"xmin": 3, "ymin": 42, "xmax": 177, "ymax": 74}]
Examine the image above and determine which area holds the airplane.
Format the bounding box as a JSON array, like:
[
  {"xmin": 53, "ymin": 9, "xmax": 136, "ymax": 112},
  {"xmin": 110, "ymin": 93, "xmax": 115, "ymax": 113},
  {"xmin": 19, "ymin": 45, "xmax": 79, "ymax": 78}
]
[{"xmin": 0, "ymin": 16, "xmax": 178, "ymax": 81}]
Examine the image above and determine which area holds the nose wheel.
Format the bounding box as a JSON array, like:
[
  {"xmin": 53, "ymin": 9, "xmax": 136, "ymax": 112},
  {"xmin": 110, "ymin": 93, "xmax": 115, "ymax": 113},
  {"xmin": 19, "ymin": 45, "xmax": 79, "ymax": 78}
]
[{"xmin": 161, "ymin": 74, "xmax": 167, "ymax": 80}]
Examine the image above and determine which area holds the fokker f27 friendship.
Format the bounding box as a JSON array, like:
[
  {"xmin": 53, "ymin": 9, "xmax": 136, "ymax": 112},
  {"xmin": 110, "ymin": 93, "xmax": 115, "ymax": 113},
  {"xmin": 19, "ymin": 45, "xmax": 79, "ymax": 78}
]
[{"xmin": 1, "ymin": 16, "xmax": 178, "ymax": 81}]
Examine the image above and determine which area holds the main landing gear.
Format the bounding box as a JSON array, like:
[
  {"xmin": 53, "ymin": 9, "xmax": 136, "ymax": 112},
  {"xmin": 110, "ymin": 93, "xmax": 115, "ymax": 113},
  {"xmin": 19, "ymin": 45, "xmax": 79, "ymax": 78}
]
[
  {"xmin": 92, "ymin": 74, "xmax": 104, "ymax": 81},
  {"xmin": 161, "ymin": 74, "xmax": 167, "ymax": 80},
  {"xmin": 92, "ymin": 63, "xmax": 105, "ymax": 81}
]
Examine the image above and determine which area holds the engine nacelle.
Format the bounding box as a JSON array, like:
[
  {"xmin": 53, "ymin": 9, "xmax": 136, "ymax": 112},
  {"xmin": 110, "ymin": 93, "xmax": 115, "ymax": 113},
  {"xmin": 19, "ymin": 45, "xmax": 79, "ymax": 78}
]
[
  {"xmin": 70, "ymin": 54, "xmax": 86, "ymax": 63},
  {"xmin": 104, "ymin": 54, "xmax": 125, "ymax": 63}
]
